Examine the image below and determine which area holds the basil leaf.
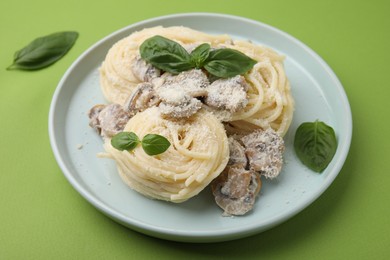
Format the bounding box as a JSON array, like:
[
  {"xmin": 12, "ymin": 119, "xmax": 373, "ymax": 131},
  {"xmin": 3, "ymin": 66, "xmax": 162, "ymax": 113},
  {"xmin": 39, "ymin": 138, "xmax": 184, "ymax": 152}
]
[
  {"xmin": 111, "ymin": 131, "xmax": 171, "ymax": 156},
  {"xmin": 204, "ymin": 48, "xmax": 257, "ymax": 78},
  {"xmin": 111, "ymin": 132, "xmax": 140, "ymax": 151},
  {"xmin": 140, "ymin": 35, "xmax": 192, "ymax": 74},
  {"xmin": 294, "ymin": 120, "xmax": 337, "ymax": 173},
  {"xmin": 190, "ymin": 43, "xmax": 210, "ymax": 68},
  {"xmin": 141, "ymin": 134, "xmax": 171, "ymax": 156},
  {"xmin": 139, "ymin": 35, "xmax": 257, "ymax": 78},
  {"xmin": 7, "ymin": 31, "xmax": 78, "ymax": 70}
]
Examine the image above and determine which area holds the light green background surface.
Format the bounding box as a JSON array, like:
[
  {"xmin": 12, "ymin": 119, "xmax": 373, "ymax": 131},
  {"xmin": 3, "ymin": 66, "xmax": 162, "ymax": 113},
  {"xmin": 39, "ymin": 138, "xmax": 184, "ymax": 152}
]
[{"xmin": 0, "ymin": 0, "xmax": 388, "ymax": 259}]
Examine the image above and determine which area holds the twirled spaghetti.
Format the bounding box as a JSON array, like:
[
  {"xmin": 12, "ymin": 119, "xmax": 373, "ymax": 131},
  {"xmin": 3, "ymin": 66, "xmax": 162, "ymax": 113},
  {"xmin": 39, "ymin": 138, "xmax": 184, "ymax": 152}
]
[
  {"xmin": 101, "ymin": 107, "xmax": 229, "ymax": 202},
  {"xmin": 225, "ymin": 40, "xmax": 294, "ymax": 136},
  {"xmin": 100, "ymin": 26, "xmax": 293, "ymax": 136},
  {"xmin": 100, "ymin": 26, "xmax": 231, "ymax": 105}
]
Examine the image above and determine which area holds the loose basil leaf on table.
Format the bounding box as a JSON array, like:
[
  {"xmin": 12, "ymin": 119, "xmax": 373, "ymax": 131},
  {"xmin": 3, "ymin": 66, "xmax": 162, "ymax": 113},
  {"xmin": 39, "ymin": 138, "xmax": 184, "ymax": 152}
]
[
  {"xmin": 140, "ymin": 35, "xmax": 193, "ymax": 74},
  {"xmin": 294, "ymin": 120, "xmax": 338, "ymax": 173},
  {"xmin": 141, "ymin": 134, "xmax": 171, "ymax": 156},
  {"xmin": 111, "ymin": 132, "xmax": 140, "ymax": 151},
  {"xmin": 7, "ymin": 31, "xmax": 79, "ymax": 70},
  {"xmin": 204, "ymin": 48, "xmax": 257, "ymax": 78}
]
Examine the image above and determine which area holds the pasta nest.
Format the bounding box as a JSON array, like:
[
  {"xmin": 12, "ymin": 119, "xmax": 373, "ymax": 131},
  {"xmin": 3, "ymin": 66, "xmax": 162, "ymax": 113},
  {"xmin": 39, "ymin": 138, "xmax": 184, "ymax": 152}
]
[{"xmin": 104, "ymin": 107, "xmax": 229, "ymax": 202}]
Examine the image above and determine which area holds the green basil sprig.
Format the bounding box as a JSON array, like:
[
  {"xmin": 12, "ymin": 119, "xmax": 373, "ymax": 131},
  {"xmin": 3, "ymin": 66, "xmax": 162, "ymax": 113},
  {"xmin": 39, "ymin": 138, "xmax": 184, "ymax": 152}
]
[
  {"xmin": 190, "ymin": 43, "xmax": 211, "ymax": 68},
  {"xmin": 294, "ymin": 120, "xmax": 337, "ymax": 173},
  {"xmin": 111, "ymin": 131, "xmax": 171, "ymax": 156},
  {"xmin": 140, "ymin": 35, "xmax": 256, "ymax": 78},
  {"xmin": 7, "ymin": 31, "xmax": 78, "ymax": 70}
]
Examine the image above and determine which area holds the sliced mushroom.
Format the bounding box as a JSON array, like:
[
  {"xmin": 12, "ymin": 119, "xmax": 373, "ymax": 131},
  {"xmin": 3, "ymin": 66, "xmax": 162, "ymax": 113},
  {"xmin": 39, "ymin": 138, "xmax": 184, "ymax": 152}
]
[
  {"xmin": 211, "ymin": 167, "xmax": 261, "ymax": 216},
  {"xmin": 205, "ymin": 75, "xmax": 249, "ymax": 113},
  {"xmin": 95, "ymin": 104, "xmax": 131, "ymax": 138},
  {"xmin": 88, "ymin": 104, "xmax": 106, "ymax": 134},
  {"xmin": 159, "ymin": 98, "xmax": 202, "ymax": 119},
  {"xmin": 241, "ymin": 128, "xmax": 285, "ymax": 179},
  {"xmin": 156, "ymin": 84, "xmax": 190, "ymax": 105},
  {"xmin": 227, "ymin": 137, "xmax": 247, "ymax": 168},
  {"xmin": 153, "ymin": 69, "xmax": 210, "ymax": 97},
  {"xmin": 123, "ymin": 82, "xmax": 160, "ymax": 115},
  {"xmin": 131, "ymin": 55, "xmax": 161, "ymax": 82},
  {"xmin": 172, "ymin": 69, "xmax": 209, "ymax": 97},
  {"xmin": 156, "ymin": 82, "xmax": 202, "ymax": 119},
  {"xmin": 223, "ymin": 122, "xmax": 255, "ymax": 136}
]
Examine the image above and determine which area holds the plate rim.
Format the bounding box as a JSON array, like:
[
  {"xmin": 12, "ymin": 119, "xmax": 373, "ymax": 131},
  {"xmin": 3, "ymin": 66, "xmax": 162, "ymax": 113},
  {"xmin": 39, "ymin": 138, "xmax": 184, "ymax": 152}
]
[{"xmin": 48, "ymin": 12, "xmax": 352, "ymax": 242}]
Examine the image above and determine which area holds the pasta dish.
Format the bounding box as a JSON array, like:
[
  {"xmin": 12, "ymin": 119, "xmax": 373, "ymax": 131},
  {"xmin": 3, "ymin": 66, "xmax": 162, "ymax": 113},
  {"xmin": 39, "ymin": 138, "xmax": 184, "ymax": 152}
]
[{"xmin": 88, "ymin": 26, "xmax": 294, "ymax": 216}]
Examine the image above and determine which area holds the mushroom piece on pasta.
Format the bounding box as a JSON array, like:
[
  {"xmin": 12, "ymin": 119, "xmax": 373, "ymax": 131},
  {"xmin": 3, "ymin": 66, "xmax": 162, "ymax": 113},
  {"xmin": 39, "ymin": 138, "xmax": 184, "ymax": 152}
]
[
  {"xmin": 158, "ymin": 98, "xmax": 202, "ymax": 119},
  {"xmin": 131, "ymin": 55, "xmax": 161, "ymax": 82},
  {"xmin": 158, "ymin": 69, "xmax": 209, "ymax": 98},
  {"xmin": 227, "ymin": 137, "xmax": 247, "ymax": 168},
  {"xmin": 171, "ymin": 69, "xmax": 209, "ymax": 97},
  {"xmin": 211, "ymin": 166, "xmax": 261, "ymax": 216},
  {"xmin": 88, "ymin": 103, "xmax": 131, "ymax": 138},
  {"xmin": 241, "ymin": 128, "xmax": 285, "ymax": 179},
  {"xmin": 156, "ymin": 82, "xmax": 202, "ymax": 119},
  {"xmin": 123, "ymin": 82, "xmax": 160, "ymax": 115},
  {"xmin": 88, "ymin": 104, "xmax": 106, "ymax": 135},
  {"xmin": 204, "ymin": 75, "xmax": 249, "ymax": 113}
]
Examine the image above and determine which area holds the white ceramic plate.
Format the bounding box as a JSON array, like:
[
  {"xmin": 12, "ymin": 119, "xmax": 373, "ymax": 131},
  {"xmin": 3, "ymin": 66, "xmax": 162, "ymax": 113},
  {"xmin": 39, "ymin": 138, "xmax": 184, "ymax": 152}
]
[{"xmin": 49, "ymin": 13, "xmax": 352, "ymax": 242}]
